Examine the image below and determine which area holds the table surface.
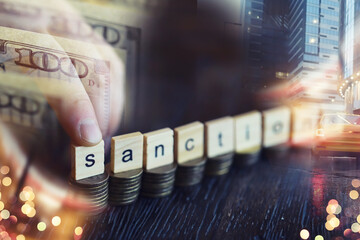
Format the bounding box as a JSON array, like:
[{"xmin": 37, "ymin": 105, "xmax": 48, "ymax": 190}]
[{"xmin": 82, "ymin": 149, "xmax": 360, "ymax": 240}]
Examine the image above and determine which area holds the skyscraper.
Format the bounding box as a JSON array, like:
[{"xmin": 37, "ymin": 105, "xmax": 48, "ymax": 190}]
[
  {"xmin": 339, "ymin": 0, "xmax": 360, "ymax": 114},
  {"xmin": 287, "ymin": 0, "xmax": 343, "ymax": 113}
]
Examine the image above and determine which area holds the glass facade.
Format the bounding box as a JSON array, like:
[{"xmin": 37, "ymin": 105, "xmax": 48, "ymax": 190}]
[
  {"xmin": 288, "ymin": 0, "xmax": 343, "ymax": 113},
  {"xmin": 243, "ymin": 0, "xmax": 265, "ymax": 89},
  {"xmin": 339, "ymin": 0, "xmax": 360, "ymax": 113}
]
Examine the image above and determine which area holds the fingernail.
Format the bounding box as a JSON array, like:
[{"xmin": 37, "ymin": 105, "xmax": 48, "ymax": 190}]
[{"xmin": 79, "ymin": 119, "xmax": 102, "ymax": 144}]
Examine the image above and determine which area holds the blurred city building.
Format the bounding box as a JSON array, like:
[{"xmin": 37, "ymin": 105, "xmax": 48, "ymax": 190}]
[
  {"xmin": 339, "ymin": 0, "xmax": 360, "ymax": 114},
  {"xmin": 287, "ymin": 0, "xmax": 343, "ymax": 113},
  {"xmin": 197, "ymin": 0, "xmax": 289, "ymax": 90}
]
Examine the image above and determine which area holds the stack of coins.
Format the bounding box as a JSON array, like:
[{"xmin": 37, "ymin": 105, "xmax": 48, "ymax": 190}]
[
  {"xmin": 108, "ymin": 169, "xmax": 142, "ymax": 205},
  {"xmin": 141, "ymin": 163, "xmax": 177, "ymax": 198},
  {"xmin": 264, "ymin": 145, "xmax": 289, "ymax": 160},
  {"xmin": 68, "ymin": 171, "xmax": 109, "ymax": 215},
  {"xmin": 234, "ymin": 151, "xmax": 261, "ymax": 167},
  {"xmin": 205, "ymin": 153, "xmax": 234, "ymax": 176},
  {"xmin": 175, "ymin": 157, "xmax": 206, "ymax": 186}
]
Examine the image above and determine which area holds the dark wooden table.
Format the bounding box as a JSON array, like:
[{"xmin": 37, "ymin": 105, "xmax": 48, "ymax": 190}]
[{"xmin": 83, "ymin": 149, "xmax": 360, "ymax": 240}]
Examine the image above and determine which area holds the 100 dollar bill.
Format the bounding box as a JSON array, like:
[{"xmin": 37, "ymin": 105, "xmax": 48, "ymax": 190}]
[
  {"xmin": 0, "ymin": 26, "xmax": 117, "ymax": 134},
  {"xmin": 0, "ymin": 0, "xmax": 143, "ymax": 129}
]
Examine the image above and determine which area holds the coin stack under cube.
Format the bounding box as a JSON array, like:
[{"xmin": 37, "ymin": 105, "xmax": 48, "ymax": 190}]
[
  {"xmin": 175, "ymin": 157, "xmax": 206, "ymax": 186},
  {"xmin": 108, "ymin": 168, "xmax": 142, "ymax": 205},
  {"xmin": 68, "ymin": 171, "xmax": 109, "ymax": 215},
  {"xmin": 204, "ymin": 117, "xmax": 235, "ymax": 176},
  {"xmin": 205, "ymin": 153, "xmax": 234, "ymax": 176},
  {"xmin": 141, "ymin": 163, "xmax": 177, "ymax": 198},
  {"xmin": 234, "ymin": 151, "xmax": 261, "ymax": 167}
]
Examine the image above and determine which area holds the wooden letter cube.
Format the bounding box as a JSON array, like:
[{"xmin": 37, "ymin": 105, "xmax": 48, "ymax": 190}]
[
  {"xmin": 111, "ymin": 132, "xmax": 143, "ymax": 173},
  {"xmin": 234, "ymin": 111, "xmax": 262, "ymax": 154},
  {"xmin": 71, "ymin": 140, "xmax": 104, "ymax": 180},
  {"xmin": 174, "ymin": 121, "xmax": 204, "ymax": 164},
  {"xmin": 263, "ymin": 106, "xmax": 291, "ymax": 148},
  {"xmin": 205, "ymin": 116, "xmax": 234, "ymax": 158},
  {"xmin": 291, "ymin": 106, "xmax": 320, "ymax": 146},
  {"xmin": 144, "ymin": 128, "xmax": 174, "ymax": 170}
]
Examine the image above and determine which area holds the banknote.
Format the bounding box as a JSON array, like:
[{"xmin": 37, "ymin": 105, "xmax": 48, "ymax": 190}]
[
  {"xmin": 0, "ymin": 26, "xmax": 123, "ymax": 135},
  {"xmin": 0, "ymin": 72, "xmax": 49, "ymax": 129},
  {"xmin": 69, "ymin": 0, "xmax": 144, "ymax": 129},
  {"xmin": 0, "ymin": 0, "xmax": 142, "ymax": 129}
]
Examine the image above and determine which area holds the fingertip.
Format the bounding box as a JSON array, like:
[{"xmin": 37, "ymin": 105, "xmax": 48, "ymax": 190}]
[{"xmin": 77, "ymin": 118, "xmax": 103, "ymax": 146}]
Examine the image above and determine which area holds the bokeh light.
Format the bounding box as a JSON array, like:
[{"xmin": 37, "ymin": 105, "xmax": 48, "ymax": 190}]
[
  {"xmin": 37, "ymin": 222, "xmax": 46, "ymax": 232},
  {"xmin": 351, "ymin": 222, "xmax": 360, "ymax": 232},
  {"xmin": 9, "ymin": 215, "xmax": 17, "ymax": 224},
  {"xmin": 314, "ymin": 235, "xmax": 324, "ymax": 240},
  {"xmin": 2, "ymin": 177, "xmax": 11, "ymax": 187},
  {"xmin": 74, "ymin": 227, "xmax": 83, "ymax": 236},
  {"xmin": 21, "ymin": 204, "xmax": 31, "ymax": 215},
  {"xmin": 0, "ymin": 210, "xmax": 9, "ymax": 220},
  {"xmin": 329, "ymin": 217, "xmax": 340, "ymax": 228},
  {"xmin": 344, "ymin": 228, "xmax": 352, "ymax": 238},
  {"xmin": 334, "ymin": 205, "xmax": 342, "ymax": 214},
  {"xmin": 352, "ymin": 179, "xmax": 360, "ymax": 188},
  {"xmin": 26, "ymin": 208, "xmax": 36, "ymax": 218},
  {"xmin": 16, "ymin": 234, "xmax": 25, "ymax": 240},
  {"xmin": 325, "ymin": 221, "xmax": 335, "ymax": 231},
  {"xmin": 328, "ymin": 199, "xmax": 339, "ymax": 206},
  {"xmin": 349, "ymin": 190, "xmax": 359, "ymax": 200},
  {"xmin": 52, "ymin": 216, "xmax": 61, "ymax": 227},
  {"xmin": 300, "ymin": 229, "xmax": 310, "ymax": 239},
  {"xmin": 327, "ymin": 214, "xmax": 336, "ymax": 221},
  {"xmin": 0, "ymin": 166, "xmax": 9, "ymax": 175}
]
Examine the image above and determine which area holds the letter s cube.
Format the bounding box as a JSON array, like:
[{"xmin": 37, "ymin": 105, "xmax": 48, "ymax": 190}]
[{"xmin": 71, "ymin": 140, "xmax": 105, "ymax": 180}]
